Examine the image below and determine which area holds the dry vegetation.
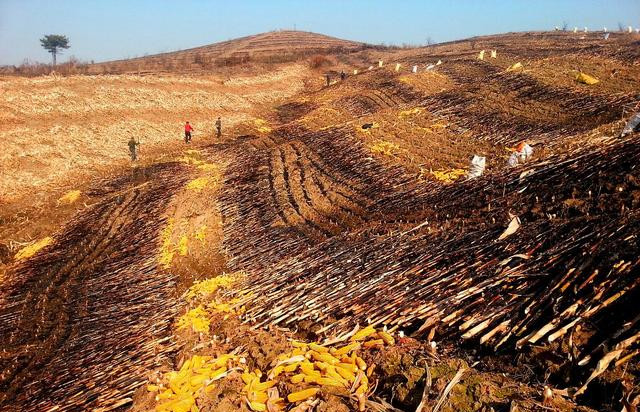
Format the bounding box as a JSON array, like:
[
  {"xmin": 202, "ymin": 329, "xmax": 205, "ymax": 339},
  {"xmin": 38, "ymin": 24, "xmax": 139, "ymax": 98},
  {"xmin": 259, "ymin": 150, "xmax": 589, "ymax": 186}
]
[
  {"xmin": 0, "ymin": 63, "xmax": 310, "ymax": 202},
  {"xmin": 85, "ymin": 30, "xmax": 366, "ymax": 75},
  {"xmin": 1, "ymin": 30, "xmax": 640, "ymax": 412}
]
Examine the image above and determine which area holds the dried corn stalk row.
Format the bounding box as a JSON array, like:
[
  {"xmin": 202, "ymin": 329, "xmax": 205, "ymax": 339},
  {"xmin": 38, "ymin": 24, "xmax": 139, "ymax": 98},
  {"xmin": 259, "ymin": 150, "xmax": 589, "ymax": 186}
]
[
  {"xmin": 334, "ymin": 78, "xmax": 422, "ymax": 117},
  {"xmin": 417, "ymin": 62, "xmax": 638, "ymax": 146},
  {"xmin": 218, "ymin": 126, "xmax": 413, "ymax": 273},
  {"xmin": 220, "ymin": 125, "xmax": 640, "ymax": 393},
  {"xmin": 0, "ymin": 163, "xmax": 190, "ymax": 411}
]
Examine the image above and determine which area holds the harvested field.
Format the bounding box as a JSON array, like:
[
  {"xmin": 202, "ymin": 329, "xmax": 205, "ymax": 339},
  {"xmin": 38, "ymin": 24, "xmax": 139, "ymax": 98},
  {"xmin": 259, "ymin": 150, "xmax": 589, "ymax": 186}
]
[
  {"xmin": 0, "ymin": 163, "xmax": 189, "ymax": 410},
  {"xmin": 1, "ymin": 30, "xmax": 640, "ymax": 412},
  {"xmin": 0, "ymin": 63, "xmax": 310, "ymax": 202}
]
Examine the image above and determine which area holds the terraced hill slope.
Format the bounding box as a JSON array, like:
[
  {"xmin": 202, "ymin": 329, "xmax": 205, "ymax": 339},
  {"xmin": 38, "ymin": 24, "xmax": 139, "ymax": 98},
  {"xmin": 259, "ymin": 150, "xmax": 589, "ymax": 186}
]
[{"xmin": 87, "ymin": 30, "xmax": 368, "ymax": 74}]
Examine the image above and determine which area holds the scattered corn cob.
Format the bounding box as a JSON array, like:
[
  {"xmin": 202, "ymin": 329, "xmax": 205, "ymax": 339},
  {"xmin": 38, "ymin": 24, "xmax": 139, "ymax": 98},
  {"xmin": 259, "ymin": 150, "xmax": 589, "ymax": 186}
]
[
  {"xmin": 351, "ymin": 325, "xmax": 376, "ymax": 341},
  {"xmin": 377, "ymin": 331, "xmax": 395, "ymax": 345},
  {"xmin": 333, "ymin": 342, "xmax": 360, "ymax": 356},
  {"xmin": 287, "ymin": 388, "xmax": 320, "ymax": 403}
]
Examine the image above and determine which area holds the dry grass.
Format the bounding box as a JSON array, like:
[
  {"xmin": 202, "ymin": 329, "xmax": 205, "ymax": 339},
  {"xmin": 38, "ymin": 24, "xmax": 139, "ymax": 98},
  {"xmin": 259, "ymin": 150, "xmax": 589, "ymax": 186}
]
[
  {"xmin": 0, "ymin": 63, "xmax": 311, "ymax": 202},
  {"xmin": 86, "ymin": 30, "xmax": 365, "ymax": 74},
  {"xmin": 308, "ymin": 54, "xmax": 333, "ymax": 69}
]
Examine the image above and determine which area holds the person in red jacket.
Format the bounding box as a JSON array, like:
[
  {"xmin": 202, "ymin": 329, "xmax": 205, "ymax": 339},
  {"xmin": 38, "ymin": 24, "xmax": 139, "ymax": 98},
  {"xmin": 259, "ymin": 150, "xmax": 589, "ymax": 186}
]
[{"xmin": 184, "ymin": 121, "xmax": 193, "ymax": 143}]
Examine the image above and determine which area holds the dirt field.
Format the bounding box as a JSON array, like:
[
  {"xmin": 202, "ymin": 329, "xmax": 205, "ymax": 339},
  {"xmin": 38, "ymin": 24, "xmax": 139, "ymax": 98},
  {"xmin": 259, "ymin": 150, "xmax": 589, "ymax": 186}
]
[
  {"xmin": 1, "ymin": 30, "xmax": 640, "ymax": 412},
  {"xmin": 0, "ymin": 63, "xmax": 311, "ymax": 200},
  {"xmin": 0, "ymin": 62, "xmax": 315, "ymax": 277}
]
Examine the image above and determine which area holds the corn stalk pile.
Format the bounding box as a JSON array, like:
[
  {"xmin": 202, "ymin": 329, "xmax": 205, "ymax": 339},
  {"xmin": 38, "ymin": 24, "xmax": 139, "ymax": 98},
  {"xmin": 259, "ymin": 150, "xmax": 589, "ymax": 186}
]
[
  {"xmin": 219, "ymin": 124, "xmax": 640, "ymax": 394},
  {"xmin": 0, "ymin": 163, "xmax": 189, "ymax": 411},
  {"xmin": 303, "ymin": 53, "xmax": 637, "ymax": 158},
  {"xmin": 423, "ymin": 62, "xmax": 639, "ymax": 146},
  {"xmin": 218, "ymin": 126, "xmax": 412, "ymax": 273}
]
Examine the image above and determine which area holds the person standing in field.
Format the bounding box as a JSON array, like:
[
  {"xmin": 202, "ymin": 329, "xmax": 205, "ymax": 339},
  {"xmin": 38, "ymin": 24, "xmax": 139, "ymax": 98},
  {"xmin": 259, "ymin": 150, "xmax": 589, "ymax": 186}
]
[
  {"xmin": 325, "ymin": 73, "xmax": 330, "ymax": 87},
  {"xmin": 340, "ymin": 70, "xmax": 346, "ymax": 81},
  {"xmin": 215, "ymin": 117, "xmax": 222, "ymax": 138},
  {"xmin": 128, "ymin": 137, "xmax": 139, "ymax": 161},
  {"xmin": 184, "ymin": 121, "xmax": 193, "ymax": 143}
]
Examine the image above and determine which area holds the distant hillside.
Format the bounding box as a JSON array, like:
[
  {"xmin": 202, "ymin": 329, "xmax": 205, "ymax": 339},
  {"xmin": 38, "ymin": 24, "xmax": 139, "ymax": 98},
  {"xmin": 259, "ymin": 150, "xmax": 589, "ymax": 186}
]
[{"xmin": 87, "ymin": 30, "xmax": 368, "ymax": 74}]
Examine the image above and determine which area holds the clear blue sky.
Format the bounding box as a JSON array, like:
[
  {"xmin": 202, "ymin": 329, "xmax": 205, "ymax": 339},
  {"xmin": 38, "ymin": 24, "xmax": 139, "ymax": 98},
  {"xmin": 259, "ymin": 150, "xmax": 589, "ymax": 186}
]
[{"xmin": 0, "ymin": 0, "xmax": 638, "ymax": 65}]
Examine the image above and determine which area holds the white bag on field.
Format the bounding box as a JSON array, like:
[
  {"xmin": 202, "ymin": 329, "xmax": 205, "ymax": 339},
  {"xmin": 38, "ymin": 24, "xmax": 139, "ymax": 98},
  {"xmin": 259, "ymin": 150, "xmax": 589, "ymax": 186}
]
[
  {"xmin": 508, "ymin": 153, "xmax": 519, "ymax": 167},
  {"xmin": 467, "ymin": 155, "xmax": 486, "ymax": 179},
  {"xmin": 521, "ymin": 143, "xmax": 533, "ymax": 160},
  {"xmin": 621, "ymin": 112, "xmax": 640, "ymax": 137}
]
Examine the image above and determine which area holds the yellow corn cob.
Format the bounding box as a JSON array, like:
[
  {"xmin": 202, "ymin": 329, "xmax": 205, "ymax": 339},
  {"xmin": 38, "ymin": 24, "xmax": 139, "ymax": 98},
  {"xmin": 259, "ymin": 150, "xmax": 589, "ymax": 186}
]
[
  {"xmin": 157, "ymin": 389, "xmax": 174, "ymax": 400},
  {"xmin": 355, "ymin": 357, "xmax": 367, "ymax": 371},
  {"xmin": 254, "ymin": 380, "xmax": 276, "ymax": 391},
  {"xmin": 168, "ymin": 379, "xmax": 183, "ymax": 396},
  {"xmin": 290, "ymin": 373, "xmax": 305, "ymax": 384},
  {"xmin": 309, "ymin": 343, "xmax": 329, "ymax": 353},
  {"xmin": 269, "ymin": 365, "xmax": 284, "ymax": 378},
  {"xmin": 334, "ymin": 342, "xmax": 361, "ymax": 356},
  {"xmin": 378, "ymin": 331, "xmax": 395, "ymax": 345},
  {"xmin": 325, "ymin": 366, "xmax": 349, "ymax": 384},
  {"xmin": 249, "ymin": 391, "xmax": 269, "ymax": 403},
  {"xmin": 310, "ymin": 351, "xmax": 338, "ymax": 365},
  {"xmin": 351, "ymin": 325, "xmax": 376, "ymax": 341},
  {"xmin": 316, "ymin": 377, "xmax": 345, "ymax": 387},
  {"xmin": 284, "ymin": 363, "xmax": 299, "ymax": 373},
  {"xmin": 181, "ymin": 358, "xmax": 193, "ymax": 371},
  {"xmin": 193, "ymin": 355, "xmax": 209, "ymax": 368},
  {"xmin": 314, "ymin": 361, "xmax": 329, "ymax": 371},
  {"xmin": 191, "ymin": 404, "xmax": 199, "ymax": 412},
  {"xmin": 337, "ymin": 362, "xmax": 358, "ymax": 373},
  {"xmin": 306, "ymin": 370, "xmax": 323, "ymax": 378},
  {"xmin": 156, "ymin": 395, "xmax": 195, "ymax": 412},
  {"xmin": 292, "ymin": 348, "xmax": 306, "ymax": 356},
  {"xmin": 355, "ymin": 383, "xmax": 368, "ymax": 395},
  {"xmin": 193, "ymin": 366, "xmax": 212, "ymax": 375},
  {"xmin": 363, "ymin": 339, "xmax": 384, "ymax": 349},
  {"xmin": 287, "ymin": 388, "xmax": 320, "ymax": 402},
  {"xmin": 366, "ymin": 363, "xmax": 375, "ymax": 377},
  {"xmin": 335, "ymin": 365, "xmax": 356, "ymax": 382},
  {"xmin": 299, "ymin": 362, "xmax": 317, "ymax": 375},
  {"xmin": 303, "ymin": 375, "xmax": 319, "ymax": 384},
  {"xmin": 241, "ymin": 373, "xmax": 254, "ymax": 385},
  {"xmin": 210, "ymin": 367, "xmax": 227, "ymax": 381},
  {"xmin": 212, "ymin": 354, "xmax": 233, "ymax": 368},
  {"xmin": 190, "ymin": 374, "xmax": 207, "ymax": 387},
  {"xmin": 249, "ymin": 401, "xmax": 266, "ymax": 411},
  {"xmin": 147, "ymin": 384, "xmax": 160, "ymax": 392},
  {"xmin": 291, "ymin": 340, "xmax": 308, "ymax": 348}
]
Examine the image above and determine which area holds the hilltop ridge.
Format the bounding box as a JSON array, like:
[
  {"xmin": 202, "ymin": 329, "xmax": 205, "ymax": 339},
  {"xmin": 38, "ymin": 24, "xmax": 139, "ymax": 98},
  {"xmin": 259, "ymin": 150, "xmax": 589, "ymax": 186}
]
[{"xmin": 87, "ymin": 30, "xmax": 368, "ymax": 74}]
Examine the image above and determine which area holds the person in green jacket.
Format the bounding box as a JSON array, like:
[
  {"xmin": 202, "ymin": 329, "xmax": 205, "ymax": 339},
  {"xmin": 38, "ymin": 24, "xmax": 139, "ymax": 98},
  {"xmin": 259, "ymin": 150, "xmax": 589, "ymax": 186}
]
[
  {"xmin": 128, "ymin": 137, "xmax": 139, "ymax": 161},
  {"xmin": 215, "ymin": 117, "xmax": 222, "ymax": 138}
]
